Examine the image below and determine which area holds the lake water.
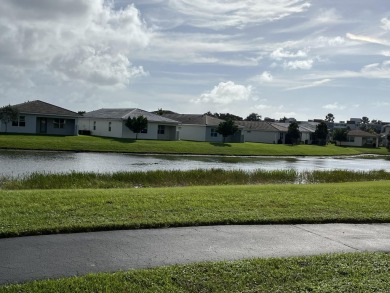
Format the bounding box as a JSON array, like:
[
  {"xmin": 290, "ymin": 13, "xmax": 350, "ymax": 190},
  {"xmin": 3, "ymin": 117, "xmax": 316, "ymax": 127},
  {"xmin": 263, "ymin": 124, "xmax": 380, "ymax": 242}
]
[{"xmin": 1, "ymin": 150, "xmax": 390, "ymax": 178}]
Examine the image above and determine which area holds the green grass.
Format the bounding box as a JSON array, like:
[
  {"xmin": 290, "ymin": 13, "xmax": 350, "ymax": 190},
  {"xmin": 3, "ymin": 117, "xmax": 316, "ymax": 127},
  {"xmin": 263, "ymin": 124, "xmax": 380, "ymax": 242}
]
[
  {"xmin": 1, "ymin": 181, "xmax": 389, "ymax": 237},
  {"xmin": 1, "ymin": 253, "xmax": 389, "ymax": 292},
  {"xmin": 3, "ymin": 169, "xmax": 390, "ymax": 190},
  {"xmin": 0, "ymin": 133, "xmax": 388, "ymax": 156}
]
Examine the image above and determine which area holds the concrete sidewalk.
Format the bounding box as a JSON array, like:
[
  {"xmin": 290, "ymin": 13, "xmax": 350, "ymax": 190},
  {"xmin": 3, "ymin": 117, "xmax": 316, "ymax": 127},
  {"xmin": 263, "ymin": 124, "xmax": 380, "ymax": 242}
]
[{"xmin": 1, "ymin": 223, "xmax": 390, "ymax": 285}]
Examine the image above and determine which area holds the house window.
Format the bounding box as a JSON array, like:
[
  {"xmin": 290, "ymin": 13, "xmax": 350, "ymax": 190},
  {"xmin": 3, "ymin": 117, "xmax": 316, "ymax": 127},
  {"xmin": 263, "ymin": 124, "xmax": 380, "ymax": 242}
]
[
  {"xmin": 108, "ymin": 122, "xmax": 112, "ymax": 132},
  {"xmin": 211, "ymin": 128, "xmax": 218, "ymax": 137},
  {"xmin": 347, "ymin": 136, "xmax": 355, "ymax": 142},
  {"xmin": 53, "ymin": 119, "xmax": 65, "ymax": 129},
  {"xmin": 141, "ymin": 127, "xmax": 148, "ymax": 134},
  {"xmin": 93, "ymin": 121, "xmax": 96, "ymax": 130},
  {"xmin": 158, "ymin": 125, "xmax": 165, "ymax": 134},
  {"xmin": 12, "ymin": 116, "xmax": 25, "ymax": 127}
]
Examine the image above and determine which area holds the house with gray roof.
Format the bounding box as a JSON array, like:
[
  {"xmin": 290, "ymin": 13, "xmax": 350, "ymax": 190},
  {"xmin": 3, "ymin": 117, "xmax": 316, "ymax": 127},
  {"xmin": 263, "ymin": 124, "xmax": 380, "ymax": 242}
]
[
  {"xmin": 1, "ymin": 100, "xmax": 80, "ymax": 135},
  {"xmin": 338, "ymin": 129, "xmax": 379, "ymax": 148},
  {"xmin": 235, "ymin": 121, "xmax": 283, "ymax": 144},
  {"xmin": 162, "ymin": 114, "xmax": 243, "ymax": 143},
  {"xmin": 79, "ymin": 108, "xmax": 179, "ymax": 140},
  {"xmin": 271, "ymin": 122, "xmax": 318, "ymax": 144}
]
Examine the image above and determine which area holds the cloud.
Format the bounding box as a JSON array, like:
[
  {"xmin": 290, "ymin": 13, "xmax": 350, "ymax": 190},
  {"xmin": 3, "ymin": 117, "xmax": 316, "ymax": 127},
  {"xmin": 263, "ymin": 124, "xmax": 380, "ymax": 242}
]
[
  {"xmin": 255, "ymin": 104, "xmax": 271, "ymax": 110},
  {"xmin": 193, "ymin": 81, "xmax": 252, "ymax": 104},
  {"xmin": 270, "ymin": 48, "xmax": 308, "ymax": 60},
  {"xmin": 360, "ymin": 61, "xmax": 390, "ymax": 79},
  {"xmin": 166, "ymin": 0, "xmax": 311, "ymax": 29},
  {"xmin": 259, "ymin": 71, "xmax": 274, "ymax": 82},
  {"xmin": 283, "ymin": 59, "xmax": 313, "ymax": 70},
  {"xmin": 287, "ymin": 79, "xmax": 331, "ymax": 90},
  {"xmin": 381, "ymin": 18, "xmax": 390, "ymax": 31},
  {"xmin": 346, "ymin": 33, "xmax": 390, "ymax": 46},
  {"xmin": 0, "ymin": 0, "xmax": 150, "ymax": 86},
  {"xmin": 322, "ymin": 102, "xmax": 345, "ymax": 110}
]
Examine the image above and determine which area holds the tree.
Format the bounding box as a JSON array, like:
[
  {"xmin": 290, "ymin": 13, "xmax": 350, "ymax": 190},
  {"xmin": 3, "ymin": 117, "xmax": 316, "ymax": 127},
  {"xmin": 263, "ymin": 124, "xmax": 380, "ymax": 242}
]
[
  {"xmin": 0, "ymin": 105, "xmax": 19, "ymax": 133},
  {"xmin": 125, "ymin": 115, "xmax": 148, "ymax": 140},
  {"xmin": 245, "ymin": 113, "xmax": 261, "ymax": 121},
  {"xmin": 387, "ymin": 134, "xmax": 390, "ymax": 151},
  {"xmin": 333, "ymin": 128, "xmax": 348, "ymax": 146},
  {"xmin": 214, "ymin": 113, "xmax": 243, "ymax": 121},
  {"xmin": 325, "ymin": 113, "xmax": 334, "ymax": 123},
  {"xmin": 286, "ymin": 122, "xmax": 301, "ymax": 145},
  {"xmin": 360, "ymin": 116, "xmax": 370, "ymax": 131},
  {"xmin": 314, "ymin": 122, "xmax": 328, "ymax": 146},
  {"xmin": 216, "ymin": 119, "xmax": 238, "ymax": 143},
  {"xmin": 279, "ymin": 116, "xmax": 287, "ymax": 122}
]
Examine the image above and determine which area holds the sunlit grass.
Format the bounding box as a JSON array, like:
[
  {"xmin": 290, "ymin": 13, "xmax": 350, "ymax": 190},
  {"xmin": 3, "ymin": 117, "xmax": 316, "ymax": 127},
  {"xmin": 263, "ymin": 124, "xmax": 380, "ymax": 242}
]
[
  {"xmin": 1, "ymin": 181, "xmax": 389, "ymax": 237},
  {"xmin": 0, "ymin": 133, "xmax": 388, "ymax": 156},
  {"xmin": 1, "ymin": 253, "xmax": 389, "ymax": 292}
]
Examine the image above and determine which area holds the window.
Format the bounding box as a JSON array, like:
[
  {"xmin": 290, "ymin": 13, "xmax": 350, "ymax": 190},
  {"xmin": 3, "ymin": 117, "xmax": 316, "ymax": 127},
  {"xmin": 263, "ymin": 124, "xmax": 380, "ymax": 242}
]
[
  {"xmin": 141, "ymin": 127, "xmax": 148, "ymax": 134},
  {"xmin": 93, "ymin": 121, "xmax": 96, "ymax": 130},
  {"xmin": 108, "ymin": 122, "xmax": 112, "ymax": 132},
  {"xmin": 158, "ymin": 125, "xmax": 165, "ymax": 134},
  {"xmin": 12, "ymin": 116, "xmax": 26, "ymax": 127},
  {"xmin": 347, "ymin": 136, "xmax": 355, "ymax": 142},
  {"xmin": 54, "ymin": 118, "xmax": 65, "ymax": 129},
  {"xmin": 211, "ymin": 128, "xmax": 218, "ymax": 137}
]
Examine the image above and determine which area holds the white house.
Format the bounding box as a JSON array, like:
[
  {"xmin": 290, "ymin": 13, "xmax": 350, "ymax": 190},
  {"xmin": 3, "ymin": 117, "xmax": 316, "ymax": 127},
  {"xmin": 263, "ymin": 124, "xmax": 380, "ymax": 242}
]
[
  {"xmin": 162, "ymin": 114, "xmax": 244, "ymax": 143},
  {"xmin": 0, "ymin": 100, "xmax": 80, "ymax": 136},
  {"xmin": 270, "ymin": 122, "xmax": 318, "ymax": 144},
  {"xmin": 339, "ymin": 129, "xmax": 379, "ymax": 148},
  {"xmin": 235, "ymin": 121, "xmax": 283, "ymax": 144},
  {"xmin": 78, "ymin": 108, "xmax": 179, "ymax": 140}
]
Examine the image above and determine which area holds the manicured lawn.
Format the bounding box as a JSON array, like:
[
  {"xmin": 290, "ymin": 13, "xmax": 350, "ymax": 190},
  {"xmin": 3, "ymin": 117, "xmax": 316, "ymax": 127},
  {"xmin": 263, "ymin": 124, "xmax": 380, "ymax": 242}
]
[
  {"xmin": 1, "ymin": 181, "xmax": 389, "ymax": 237},
  {"xmin": 0, "ymin": 133, "xmax": 388, "ymax": 156},
  {"xmin": 1, "ymin": 253, "xmax": 389, "ymax": 292}
]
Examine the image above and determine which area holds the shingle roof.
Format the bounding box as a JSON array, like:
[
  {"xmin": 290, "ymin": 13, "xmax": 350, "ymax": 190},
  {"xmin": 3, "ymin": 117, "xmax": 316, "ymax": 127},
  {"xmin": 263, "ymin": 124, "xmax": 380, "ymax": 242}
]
[
  {"xmin": 347, "ymin": 129, "xmax": 378, "ymax": 138},
  {"xmin": 12, "ymin": 100, "xmax": 79, "ymax": 117},
  {"xmin": 162, "ymin": 114, "xmax": 225, "ymax": 126},
  {"xmin": 84, "ymin": 108, "xmax": 179, "ymax": 124},
  {"xmin": 270, "ymin": 122, "xmax": 317, "ymax": 133},
  {"xmin": 236, "ymin": 121, "xmax": 279, "ymax": 131}
]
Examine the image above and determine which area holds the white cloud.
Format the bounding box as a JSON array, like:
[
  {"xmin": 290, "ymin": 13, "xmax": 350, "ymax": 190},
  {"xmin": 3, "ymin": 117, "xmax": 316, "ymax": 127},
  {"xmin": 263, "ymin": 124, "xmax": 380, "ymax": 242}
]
[
  {"xmin": 270, "ymin": 48, "xmax": 308, "ymax": 60},
  {"xmin": 283, "ymin": 59, "xmax": 313, "ymax": 70},
  {"xmin": 382, "ymin": 50, "xmax": 390, "ymax": 57},
  {"xmin": 193, "ymin": 81, "xmax": 252, "ymax": 104},
  {"xmin": 167, "ymin": 0, "xmax": 311, "ymax": 29},
  {"xmin": 381, "ymin": 17, "xmax": 390, "ymax": 31},
  {"xmin": 322, "ymin": 102, "xmax": 345, "ymax": 110},
  {"xmin": 361, "ymin": 61, "xmax": 390, "ymax": 79},
  {"xmin": 346, "ymin": 33, "xmax": 390, "ymax": 46},
  {"xmin": 287, "ymin": 78, "xmax": 331, "ymax": 90},
  {"xmin": 255, "ymin": 104, "xmax": 271, "ymax": 110},
  {"xmin": 0, "ymin": 0, "xmax": 150, "ymax": 86},
  {"xmin": 259, "ymin": 71, "xmax": 274, "ymax": 82}
]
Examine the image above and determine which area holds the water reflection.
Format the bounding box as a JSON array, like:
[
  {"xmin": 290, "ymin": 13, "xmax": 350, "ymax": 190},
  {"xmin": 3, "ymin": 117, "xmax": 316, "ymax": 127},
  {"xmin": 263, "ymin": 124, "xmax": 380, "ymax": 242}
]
[{"xmin": 1, "ymin": 149, "xmax": 390, "ymax": 178}]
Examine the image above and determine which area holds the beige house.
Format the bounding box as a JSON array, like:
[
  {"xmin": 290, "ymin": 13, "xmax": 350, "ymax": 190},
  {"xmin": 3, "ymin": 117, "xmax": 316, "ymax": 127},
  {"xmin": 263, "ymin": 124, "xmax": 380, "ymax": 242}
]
[{"xmin": 339, "ymin": 129, "xmax": 379, "ymax": 148}]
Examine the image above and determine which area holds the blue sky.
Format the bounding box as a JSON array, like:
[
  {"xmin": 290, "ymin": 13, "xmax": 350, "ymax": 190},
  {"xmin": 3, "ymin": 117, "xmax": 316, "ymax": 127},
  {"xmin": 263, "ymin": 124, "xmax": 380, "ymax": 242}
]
[{"xmin": 1, "ymin": 0, "xmax": 390, "ymax": 122}]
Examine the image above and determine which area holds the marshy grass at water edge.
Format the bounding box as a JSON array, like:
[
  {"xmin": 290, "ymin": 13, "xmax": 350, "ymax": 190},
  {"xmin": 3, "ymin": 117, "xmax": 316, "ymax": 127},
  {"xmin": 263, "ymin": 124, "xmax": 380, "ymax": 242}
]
[{"xmin": 2, "ymin": 169, "xmax": 390, "ymax": 190}]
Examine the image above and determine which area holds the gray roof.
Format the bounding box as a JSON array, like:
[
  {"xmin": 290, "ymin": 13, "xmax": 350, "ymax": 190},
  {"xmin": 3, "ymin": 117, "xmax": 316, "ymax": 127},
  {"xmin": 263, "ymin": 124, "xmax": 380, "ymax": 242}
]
[
  {"xmin": 271, "ymin": 122, "xmax": 317, "ymax": 133},
  {"xmin": 84, "ymin": 108, "xmax": 179, "ymax": 124},
  {"xmin": 236, "ymin": 121, "xmax": 279, "ymax": 132},
  {"xmin": 347, "ymin": 129, "xmax": 378, "ymax": 138},
  {"xmin": 12, "ymin": 100, "xmax": 79, "ymax": 117},
  {"xmin": 162, "ymin": 114, "xmax": 225, "ymax": 126}
]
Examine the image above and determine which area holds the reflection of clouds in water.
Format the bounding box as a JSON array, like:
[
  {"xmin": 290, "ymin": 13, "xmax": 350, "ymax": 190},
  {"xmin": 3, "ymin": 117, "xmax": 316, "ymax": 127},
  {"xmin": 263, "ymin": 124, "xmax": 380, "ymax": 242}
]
[{"xmin": 1, "ymin": 150, "xmax": 390, "ymax": 178}]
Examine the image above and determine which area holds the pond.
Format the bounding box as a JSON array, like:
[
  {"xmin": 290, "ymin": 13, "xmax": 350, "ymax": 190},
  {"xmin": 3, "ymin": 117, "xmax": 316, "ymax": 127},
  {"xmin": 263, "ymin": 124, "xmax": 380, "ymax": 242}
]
[{"xmin": 1, "ymin": 149, "xmax": 390, "ymax": 178}]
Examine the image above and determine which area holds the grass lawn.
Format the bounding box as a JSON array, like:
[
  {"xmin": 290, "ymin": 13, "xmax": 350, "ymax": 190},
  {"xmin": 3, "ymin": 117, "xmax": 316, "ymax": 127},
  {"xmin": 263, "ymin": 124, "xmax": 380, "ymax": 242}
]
[
  {"xmin": 0, "ymin": 133, "xmax": 388, "ymax": 156},
  {"xmin": 1, "ymin": 181, "xmax": 389, "ymax": 237},
  {"xmin": 1, "ymin": 253, "xmax": 389, "ymax": 292}
]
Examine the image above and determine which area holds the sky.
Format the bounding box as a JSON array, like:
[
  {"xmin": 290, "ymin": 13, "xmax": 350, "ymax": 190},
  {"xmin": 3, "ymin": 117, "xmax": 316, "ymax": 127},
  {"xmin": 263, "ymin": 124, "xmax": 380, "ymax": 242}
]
[{"xmin": 1, "ymin": 0, "xmax": 390, "ymax": 122}]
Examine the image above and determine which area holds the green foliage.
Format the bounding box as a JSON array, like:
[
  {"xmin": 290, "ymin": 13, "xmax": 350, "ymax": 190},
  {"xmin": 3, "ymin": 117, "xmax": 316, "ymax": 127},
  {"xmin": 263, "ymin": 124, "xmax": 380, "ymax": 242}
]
[
  {"xmin": 286, "ymin": 122, "xmax": 301, "ymax": 145},
  {"xmin": 325, "ymin": 113, "xmax": 334, "ymax": 122},
  {"xmin": 125, "ymin": 116, "xmax": 148, "ymax": 139},
  {"xmin": 245, "ymin": 112, "xmax": 261, "ymax": 121},
  {"xmin": 216, "ymin": 120, "xmax": 239, "ymax": 142},
  {"xmin": 1, "ymin": 181, "xmax": 390, "ymax": 237},
  {"xmin": 314, "ymin": 121, "xmax": 328, "ymax": 145},
  {"xmin": 0, "ymin": 105, "xmax": 19, "ymax": 133},
  {"xmin": 333, "ymin": 128, "xmax": 348, "ymax": 145},
  {"xmin": 2, "ymin": 253, "xmax": 389, "ymax": 292}
]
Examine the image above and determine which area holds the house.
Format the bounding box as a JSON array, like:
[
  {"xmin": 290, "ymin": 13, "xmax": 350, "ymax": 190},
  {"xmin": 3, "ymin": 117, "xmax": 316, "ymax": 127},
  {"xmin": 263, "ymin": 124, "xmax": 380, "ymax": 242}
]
[
  {"xmin": 0, "ymin": 100, "xmax": 80, "ymax": 135},
  {"xmin": 162, "ymin": 114, "xmax": 244, "ymax": 143},
  {"xmin": 235, "ymin": 121, "xmax": 282, "ymax": 144},
  {"xmin": 270, "ymin": 122, "xmax": 318, "ymax": 144},
  {"xmin": 79, "ymin": 108, "xmax": 179, "ymax": 140},
  {"xmin": 339, "ymin": 129, "xmax": 379, "ymax": 148}
]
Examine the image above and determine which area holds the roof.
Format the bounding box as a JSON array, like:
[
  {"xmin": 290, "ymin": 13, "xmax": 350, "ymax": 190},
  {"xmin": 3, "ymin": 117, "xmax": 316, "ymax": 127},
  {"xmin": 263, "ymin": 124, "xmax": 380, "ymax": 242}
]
[
  {"xmin": 84, "ymin": 108, "xmax": 179, "ymax": 124},
  {"xmin": 162, "ymin": 114, "xmax": 225, "ymax": 126},
  {"xmin": 347, "ymin": 129, "xmax": 378, "ymax": 138},
  {"xmin": 270, "ymin": 122, "xmax": 317, "ymax": 133},
  {"xmin": 236, "ymin": 121, "xmax": 279, "ymax": 132},
  {"xmin": 12, "ymin": 100, "xmax": 79, "ymax": 117}
]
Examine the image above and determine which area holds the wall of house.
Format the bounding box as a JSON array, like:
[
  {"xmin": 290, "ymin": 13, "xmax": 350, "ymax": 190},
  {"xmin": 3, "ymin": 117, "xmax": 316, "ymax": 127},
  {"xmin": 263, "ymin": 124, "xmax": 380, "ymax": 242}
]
[
  {"xmin": 122, "ymin": 122, "xmax": 158, "ymax": 140},
  {"xmin": 243, "ymin": 130, "xmax": 278, "ymax": 143},
  {"xmin": 1, "ymin": 115, "xmax": 36, "ymax": 134},
  {"xmin": 178, "ymin": 125, "xmax": 207, "ymax": 141},
  {"xmin": 40, "ymin": 118, "xmax": 77, "ymax": 136},
  {"xmin": 157, "ymin": 125, "xmax": 177, "ymax": 141},
  {"xmin": 79, "ymin": 119, "xmax": 123, "ymax": 138},
  {"xmin": 340, "ymin": 136, "xmax": 363, "ymax": 147},
  {"xmin": 300, "ymin": 132, "xmax": 313, "ymax": 144},
  {"xmin": 205, "ymin": 126, "xmax": 224, "ymax": 143}
]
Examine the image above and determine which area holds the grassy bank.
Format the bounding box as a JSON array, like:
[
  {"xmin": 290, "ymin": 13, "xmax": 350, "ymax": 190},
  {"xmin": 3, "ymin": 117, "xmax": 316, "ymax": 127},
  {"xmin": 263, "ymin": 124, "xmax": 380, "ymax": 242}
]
[
  {"xmin": 2, "ymin": 169, "xmax": 390, "ymax": 190},
  {"xmin": 1, "ymin": 181, "xmax": 389, "ymax": 237},
  {"xmin": 0, "ymin": 134, "xmax": 388, "ymax": 156},
  {"xmin": 2, "ymin": 253, "xmax": 389, "ymax": 292}
]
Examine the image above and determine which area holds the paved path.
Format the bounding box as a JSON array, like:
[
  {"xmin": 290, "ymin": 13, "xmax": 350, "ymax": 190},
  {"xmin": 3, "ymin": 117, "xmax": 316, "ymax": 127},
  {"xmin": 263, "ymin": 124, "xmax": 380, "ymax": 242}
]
[{"xmin": 1, "ymin": 223, "xmax": 390, "ymax": 285}]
